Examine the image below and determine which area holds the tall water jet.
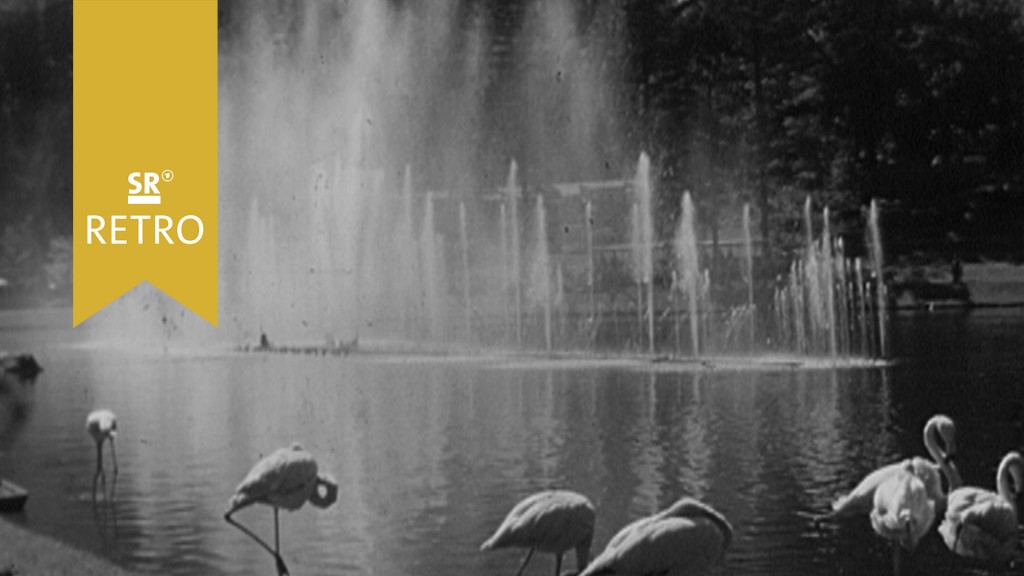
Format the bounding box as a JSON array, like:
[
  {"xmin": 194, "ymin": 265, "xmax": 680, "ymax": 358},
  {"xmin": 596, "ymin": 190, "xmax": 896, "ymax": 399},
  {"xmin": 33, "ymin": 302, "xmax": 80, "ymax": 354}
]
[
  {"xmin": 630, "ymin": 202, "xmax": 643, "ymax": 347},
  {"xmin": 634, "ymin": 154, "xmax": 655, "ymax": 354},
  {"xmin": 398, "ymin": 165, "xmax": 417, "ymax": 333},
  {"xmin": 505, "ymin": 161, "xmax": 522, "ymax": 346},
  {"xmin": 584, "ymin": 199, "xmax": 596, "ymax": 335},
  {"xmin": 868, "ymin": 199, "xmax": 888, "ymax": 356},
  {"xmin": 499, "ymin": 202, "xmax": 510, "ymax": 342},
  {"xmin": 420, "ymin": 191, "xmax": 441, "ymax": 339},
  {"xmin": 459, "ymin": 201, "xmax": 472, "ymax": 341},
  {"xmin": 671, "ymin": 269, "xmax": 681, "ymax": 356},
  {"xmin": 529, "ymin": 194, "xmax": 552, "ymax": 352},
  {"xmin": 855, "ymin": 257, "xmax": 869, "ymax": 353},
  {"xmin": 804, "ymin": 196, "xmax": 814, "ymax": 252},
  {"xmin": 823, "ymin": 208, "xmax": 837, "ymax": 358},
  {"xmin": 792, "ymin": 261, "xmax": 807, "ymax": 353},
  {"xmin": 676, "ymin": 192, "xmax": 700, "ymax": 357},
  {"xmin": 742, "ymin": 203, "xmax": 755, "ymax": 349}
]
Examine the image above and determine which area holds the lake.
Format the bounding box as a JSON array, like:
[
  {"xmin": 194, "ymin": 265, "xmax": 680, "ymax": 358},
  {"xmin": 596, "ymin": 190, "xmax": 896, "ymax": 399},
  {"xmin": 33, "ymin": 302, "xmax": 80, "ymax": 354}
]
[{"xmin": 2, "ymin": 306, "xmax": 1023, "ymax": 575}]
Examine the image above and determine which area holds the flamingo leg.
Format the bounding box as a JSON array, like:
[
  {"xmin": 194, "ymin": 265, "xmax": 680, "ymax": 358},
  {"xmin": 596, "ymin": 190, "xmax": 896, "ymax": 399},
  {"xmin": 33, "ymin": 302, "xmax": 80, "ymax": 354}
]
[
  {"xmin": 513, "ymin": 548, "xmax": 534, "ymax": 576},
  {"xmin": 225, "ymin": 508, "xmax": 290, "ymax": 576},
  {"xmin": 110, "ymin": 437, "xmax": 119, "ymax": 475},
  {"xmin": 92, "ymin": 441, "xmax": 102, "ymax": 503},
  {"xmin": 273, "ymin": 507, "xmax": 288, "ymax": 576},
  {"xmin": 274, "ymin": 507, "xmax": 281, "ymax": 558}
]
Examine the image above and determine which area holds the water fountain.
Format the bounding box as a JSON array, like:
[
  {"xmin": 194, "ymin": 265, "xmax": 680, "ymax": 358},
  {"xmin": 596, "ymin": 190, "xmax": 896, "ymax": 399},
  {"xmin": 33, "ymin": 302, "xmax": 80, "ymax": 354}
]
[
  {"xmin": 675, "ymin": 192, "xmax": 700, "ymax": 357},
  {"xmin": 210, "ymin": 0, "xmax": 891, "ymax": 366},
  {"xmin": 459, "ymin": 201, "xmax": 472, "ymax": 341},
  {"xmin": 633, "ymin": 154, "xmax": 656, "ymax": 355},
  {"xmin": 529, "ymin": 195, "xmax": 553, "ymax": 353}
]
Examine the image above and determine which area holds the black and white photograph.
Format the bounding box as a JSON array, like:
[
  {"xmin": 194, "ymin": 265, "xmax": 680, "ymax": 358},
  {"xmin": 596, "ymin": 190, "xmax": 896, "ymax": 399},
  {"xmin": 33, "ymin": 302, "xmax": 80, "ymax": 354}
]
[{"xmin": 2, "ymin": 0, "xmax": 1023, "ymax": 574}]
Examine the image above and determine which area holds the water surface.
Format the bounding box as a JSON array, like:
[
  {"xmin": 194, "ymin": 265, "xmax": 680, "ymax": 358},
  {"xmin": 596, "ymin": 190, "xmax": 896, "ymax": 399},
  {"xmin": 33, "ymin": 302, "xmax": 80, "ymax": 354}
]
[{"xmin": 2, "ymin": 307, "xmax": 1023, "ymax": 575}]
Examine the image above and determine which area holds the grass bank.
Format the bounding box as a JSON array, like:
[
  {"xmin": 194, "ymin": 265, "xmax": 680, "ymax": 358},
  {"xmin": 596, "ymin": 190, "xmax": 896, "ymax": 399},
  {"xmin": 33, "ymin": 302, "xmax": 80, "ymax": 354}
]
[{"xmin": 0, "ymin": 518, "xmax": 142, "ymax": 576}]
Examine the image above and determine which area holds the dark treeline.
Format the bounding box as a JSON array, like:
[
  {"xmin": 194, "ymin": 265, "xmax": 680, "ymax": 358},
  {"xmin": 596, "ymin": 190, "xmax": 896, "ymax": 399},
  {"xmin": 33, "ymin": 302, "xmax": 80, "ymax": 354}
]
[
  {"xmin": 2, "ymin": 0, "xmax": 1022, "ymax": 297},
  {"xmin": 616, "ymin": 0, "xmax": 1024, "ymax": 260},
  {"xmin": 1, "ymin": 0, "xmax": 72, "ymax": 295}
]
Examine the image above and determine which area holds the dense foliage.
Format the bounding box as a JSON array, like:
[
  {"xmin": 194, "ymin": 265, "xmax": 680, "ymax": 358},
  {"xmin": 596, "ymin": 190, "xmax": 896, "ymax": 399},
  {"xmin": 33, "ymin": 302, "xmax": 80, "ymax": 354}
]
[{"xmin": 617, "ymin": 0, "xmax": 1024, "ymax": 258}]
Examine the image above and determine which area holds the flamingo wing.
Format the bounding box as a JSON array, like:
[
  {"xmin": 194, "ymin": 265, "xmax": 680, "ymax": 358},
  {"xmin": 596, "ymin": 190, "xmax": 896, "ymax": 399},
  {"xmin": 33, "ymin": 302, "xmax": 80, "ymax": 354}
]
[
  {"xmin": 229, "ymin": 445, "xmax": 318, "ymax": 512},
  {"xmin": 832, "ymin": 461, "xmax": 904, "ymax": 516},
  {"xmin": 482, "ymin": 491, "xmax": 595, "ymax": 553},
  {"xmin": 870, "ymin": 471, "xmax": 935, "ymax": 550},
  {"xmin": 583, "ymin": 516, "xmax": 726, "ymax": 576},
  {"xmin": 940, "ymin": 487, "xmax": 1018, "ymax": 561},
  {"xmin": 907, "ymin": 457, "xmax": 945, "ymax": 500}
]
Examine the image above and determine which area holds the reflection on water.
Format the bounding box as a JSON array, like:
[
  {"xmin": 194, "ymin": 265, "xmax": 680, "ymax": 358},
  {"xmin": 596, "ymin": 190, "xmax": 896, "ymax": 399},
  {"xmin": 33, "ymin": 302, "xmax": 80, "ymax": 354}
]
[{"xmin": 1, "ymin": 308, "xmax": 1023, "ymax": 575}]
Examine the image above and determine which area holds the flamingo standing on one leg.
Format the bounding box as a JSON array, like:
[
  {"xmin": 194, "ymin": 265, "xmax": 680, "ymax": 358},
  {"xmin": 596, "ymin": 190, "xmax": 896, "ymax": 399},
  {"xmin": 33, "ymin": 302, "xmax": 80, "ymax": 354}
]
[
  {"xmin": 225, "ymin": 444, "xmax": 338, "ymax": 576},
  {"xmin": 579, "ymin": 497, "xmax": 733, "ymax": 576},
  {"xmin": 870, "ymin": 461, "xmax": 936, "ymax": 574},
  {"xmin": 939, "ymin": 450, "xmax": 1023, "ymax": 566},
  {"xmin": 86, "ymin": 409, "xmax": 119, "ymax": 481},
  {"xmin": 830, "ymin": 414, "xmax": 961, "ymax": 519},
  {"xmin": 481, "ymin": 490, "xmax": 596, "ymax": 576}
]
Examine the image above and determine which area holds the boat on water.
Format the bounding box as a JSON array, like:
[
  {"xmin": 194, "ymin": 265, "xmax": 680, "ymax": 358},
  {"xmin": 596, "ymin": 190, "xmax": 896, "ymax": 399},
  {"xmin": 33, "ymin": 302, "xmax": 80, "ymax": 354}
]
[{"xmin": 0, "ymin": 478, "xmax": 28, "ymax": 512}]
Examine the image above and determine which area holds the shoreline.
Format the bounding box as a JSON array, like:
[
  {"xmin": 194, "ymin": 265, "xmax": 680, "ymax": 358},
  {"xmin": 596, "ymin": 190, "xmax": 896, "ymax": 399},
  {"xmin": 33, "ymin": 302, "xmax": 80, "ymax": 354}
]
[{"xmin": 0, "ymin": 518, "xmax": 142, "ymax": 576}]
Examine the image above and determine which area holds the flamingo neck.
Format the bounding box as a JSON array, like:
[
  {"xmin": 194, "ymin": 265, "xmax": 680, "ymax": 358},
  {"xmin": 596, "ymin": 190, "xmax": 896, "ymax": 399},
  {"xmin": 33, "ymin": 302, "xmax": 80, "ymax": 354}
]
[
  {"xmin": 995, "ymin": 453, "xmax": 1023, "ymax": 509},
  {"xmin": 667, "ymin": 500, "xmax": 733, "ymax": 549},
  {"xmin": 922, "ymin": 421, "xmax": 944, "ymax": 463},
  {"xmin": 923, "ymin": 421, "xmax": 960, "ymax": 492}
]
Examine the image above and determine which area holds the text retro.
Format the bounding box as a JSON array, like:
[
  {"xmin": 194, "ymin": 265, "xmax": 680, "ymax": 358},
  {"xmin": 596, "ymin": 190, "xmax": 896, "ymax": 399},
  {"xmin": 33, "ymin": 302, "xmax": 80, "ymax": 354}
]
[{"xmin": 85, "ymin": 170, "xmax": 205, "ymax": 245}]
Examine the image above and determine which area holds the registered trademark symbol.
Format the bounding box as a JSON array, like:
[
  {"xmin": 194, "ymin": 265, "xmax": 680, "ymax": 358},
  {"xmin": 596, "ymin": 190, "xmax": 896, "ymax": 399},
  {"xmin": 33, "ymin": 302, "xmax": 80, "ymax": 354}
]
[{"xmin": 161, "ymin": 170, "xmax": 174, "ymax": 182}]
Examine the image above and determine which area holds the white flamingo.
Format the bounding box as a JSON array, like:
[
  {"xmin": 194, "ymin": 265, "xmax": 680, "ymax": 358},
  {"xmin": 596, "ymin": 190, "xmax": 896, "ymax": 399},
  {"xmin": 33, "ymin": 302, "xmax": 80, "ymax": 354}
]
[
  {"xmin": 481, "ymin": 490, "xmax": 596, "ymax": 576},
  {"xmin": 579, "ymin": 497, "xmax": 732, "ymax": 576},
  {"xmin": 870, "ymin": 461, "xmax": 935, "ymax": 572},
  {"xmin": 225, "ymin": 444, "xmax": 338, "ymax": 576},
  {"xmin": 86, "ymin": 409, "xmax": 118, "ymax": 480},
  {"xmin": 831, "ymin": 414, "xmax": 961, "ymax": 518},
  {"xmin": 939, "ymin": 450, "xmax": 1023, "ymax": 565}
]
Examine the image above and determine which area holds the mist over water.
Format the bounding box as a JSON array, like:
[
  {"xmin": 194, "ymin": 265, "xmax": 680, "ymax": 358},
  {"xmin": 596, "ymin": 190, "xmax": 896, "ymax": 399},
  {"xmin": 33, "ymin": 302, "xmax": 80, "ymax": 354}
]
[{"xmin": 217, "ymin": 0, "xmax": 628, "ymax": 345}]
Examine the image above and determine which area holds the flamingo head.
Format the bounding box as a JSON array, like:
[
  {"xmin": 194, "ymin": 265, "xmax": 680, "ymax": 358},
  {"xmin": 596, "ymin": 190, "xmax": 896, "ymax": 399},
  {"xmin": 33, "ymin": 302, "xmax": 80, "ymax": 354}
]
[
  {"xmin": 660, "ymin": 497, "xmax": 734, "ymax": 551},
  {"xmin": 928, "ymin": 415, "xmax": 957, "ymax": 460},
  {"xmin": 309, "ymin": 472, "xmax": 339, "ymax": 508}
]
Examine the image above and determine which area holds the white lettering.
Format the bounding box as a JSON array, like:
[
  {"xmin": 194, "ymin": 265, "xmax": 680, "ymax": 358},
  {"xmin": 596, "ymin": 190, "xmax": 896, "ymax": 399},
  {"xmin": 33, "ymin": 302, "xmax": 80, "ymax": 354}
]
[
  {"xmin": 128, "ymin": 172, "xmax": 143, "ymax": 194},
  {"xmin": 87, "ymin": 215, "xmax": 106, "ymax": 245},
  {"xmin": 155, "ymin": 215, "xmax": 174, "ymax": 244},
  {"xmin": 110, "ymin": 215, "xmax": 126, "ymax": 245},
  {"xmin": 130, "ymin": 215, "xmax": 150, "ymax": 244},
  {"xmin": 177, "ymin": 215, "xmax": 204, "ymax": 245}
]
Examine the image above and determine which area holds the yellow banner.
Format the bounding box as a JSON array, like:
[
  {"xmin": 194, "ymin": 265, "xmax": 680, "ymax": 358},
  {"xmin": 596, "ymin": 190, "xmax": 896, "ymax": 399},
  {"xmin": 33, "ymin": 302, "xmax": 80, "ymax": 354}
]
[{"xmin": 74, "ymin": 0, "xmax": 217, "ymax": 327}]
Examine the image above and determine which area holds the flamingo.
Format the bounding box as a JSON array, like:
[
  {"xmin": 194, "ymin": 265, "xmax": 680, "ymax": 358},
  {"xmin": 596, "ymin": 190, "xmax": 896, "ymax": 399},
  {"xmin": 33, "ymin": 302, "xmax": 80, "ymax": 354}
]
[
  {"xmin": 939, "ymin": 450, "xmax": 1023, "ymax": 565},
  {"xmin": 86, "ymin": 409, "xmax": 118, "ymax": 479},
  {"xmin": 481, "ymin": 490, "xmax": 596, "ymax": 576},
  {"xmin": 579, "ymin": 497, "xmax": 732, "ymax": 576},
  {"xmin": 870, "ymin": 461, "xmax": 935, "ymax": 573},
  {"xmin": 830, "ymin": 414, "xmax": 961, "ymax": 518},
  {"xmin": 225, "ymin": 443, "xmax": 338, "ymax": 576}
]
